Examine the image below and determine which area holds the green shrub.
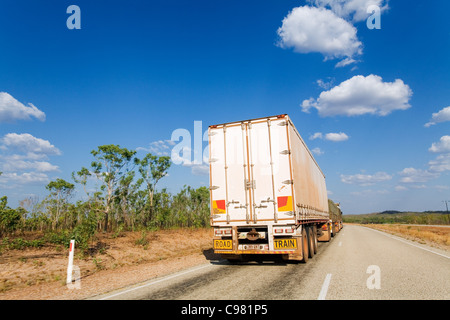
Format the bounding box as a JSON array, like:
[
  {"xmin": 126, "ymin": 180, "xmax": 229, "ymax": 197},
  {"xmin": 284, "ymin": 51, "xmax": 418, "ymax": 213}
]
[{"xmin": 0, "ymin": 237, "xmax": 45, "ymax": 250}]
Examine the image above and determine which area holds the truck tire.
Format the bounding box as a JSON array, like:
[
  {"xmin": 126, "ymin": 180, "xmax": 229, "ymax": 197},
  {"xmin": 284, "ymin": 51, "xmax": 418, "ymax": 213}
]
[
  {"xmin": 307, "ymin": 227, "xmax": 315, "ymax": 258},
  {"xmin": 312, "ymin": 225, "xmax": 318, "ymax": 254},
  {"xmin": 300, "ymin": 227, "xmax": 309, "ymax": 263},
  {"xmin": 325, "ymin": 223, "xmax": 331, "ymax": 242}
]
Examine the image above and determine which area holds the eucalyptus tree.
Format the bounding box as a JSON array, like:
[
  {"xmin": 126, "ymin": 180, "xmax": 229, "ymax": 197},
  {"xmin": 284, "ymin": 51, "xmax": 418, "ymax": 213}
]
[
  {"xmin": 90, "ymin": 144, "xmax": 137, "ymax": 231},
  {"xmin": 0, "ymin": 196, "xmax": 22, "ymax": 236},
  {"xmin": 45, "ymin": 178, "xmax": 75, "ymax": 230},
  {"xmin": 134, "ymin": 153, "xmax": 171, "ymax": 226}
]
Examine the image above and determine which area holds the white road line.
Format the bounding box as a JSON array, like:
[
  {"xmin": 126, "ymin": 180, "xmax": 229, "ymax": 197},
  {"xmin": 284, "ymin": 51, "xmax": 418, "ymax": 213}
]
[
  {"xmin": 317, "ymin": 273, "xmax": 332, "ymax": 300},
  {"xmin": 98, "ymin": 263, "xmax": 214, "ymax": 300},
  {"xmin": 363, "ymin": 226, "xmax": 450, "ymax": 259}
]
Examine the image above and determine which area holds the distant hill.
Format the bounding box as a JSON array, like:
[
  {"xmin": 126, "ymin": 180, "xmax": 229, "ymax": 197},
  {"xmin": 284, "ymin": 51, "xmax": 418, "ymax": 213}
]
[
  {"xmin": 379, "ymin": 210, "xmax": 401, "ymax": 215},
  {"xmin": 343, "ymin": 210, "xmax": 450, "ymax": 225}
]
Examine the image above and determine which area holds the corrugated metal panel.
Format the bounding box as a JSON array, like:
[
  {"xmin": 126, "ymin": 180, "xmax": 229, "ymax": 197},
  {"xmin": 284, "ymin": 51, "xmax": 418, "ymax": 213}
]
[
  {"xmin": 210, "ymin": 114, "xmax": 329, "ymax": 226},
  {"xmin": 287, "ymin": 118, "xmax": 328, "ymax": 220}
]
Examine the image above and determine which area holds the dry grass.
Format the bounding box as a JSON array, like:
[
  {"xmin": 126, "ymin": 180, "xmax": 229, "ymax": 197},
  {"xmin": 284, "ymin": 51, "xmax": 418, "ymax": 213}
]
[
  {"xmin": 362, "ymin": 224, "xmax": 450, "ymax": 250},
  {"xmin": 0, "ymin": 228, "xmax": 216, "ymax": 299}
]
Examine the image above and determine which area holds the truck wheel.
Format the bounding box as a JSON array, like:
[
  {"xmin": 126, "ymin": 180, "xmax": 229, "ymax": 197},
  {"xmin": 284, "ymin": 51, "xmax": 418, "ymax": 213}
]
[
  {"xmin": 300, "ymin": 227, "xmax": 309, "ymax": 263},
  {"xmin": 326, "ymin": 224, "xmax": 331, "ymax": 241},
  {"xmin": 307, "ymin": 227, "xmax": 315, "ymax": 258},
  {"xmin": 312, "ymin": 225, "xmax": 318, "ymax": 254}
]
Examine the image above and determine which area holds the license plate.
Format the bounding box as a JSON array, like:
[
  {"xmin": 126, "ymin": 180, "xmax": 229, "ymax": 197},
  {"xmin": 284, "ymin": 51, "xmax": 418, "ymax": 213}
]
[
  {"xmin": 274, "ymin": 239, "xmax": 297, "ymax": 250},
  {"xmin": 214, "ymin": 239, "xmax": 233, "ymax": 250},
  {"xmin": 242, "ymin": 245, "xmax": 260, "ymax": 250}
]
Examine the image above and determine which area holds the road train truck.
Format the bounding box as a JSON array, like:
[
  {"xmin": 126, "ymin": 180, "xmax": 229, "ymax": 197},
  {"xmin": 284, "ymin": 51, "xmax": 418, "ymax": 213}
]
[
  {"xmin": 209, "ymin": 114, "xmax": 341, "ymax": 262},
  {"xmin": 318, "ymin": 199, "xmax": 343, "ymax": 242}
]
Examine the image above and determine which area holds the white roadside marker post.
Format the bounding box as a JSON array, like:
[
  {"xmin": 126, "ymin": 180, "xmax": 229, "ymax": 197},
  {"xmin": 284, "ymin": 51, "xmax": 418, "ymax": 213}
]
[{"xmin": 67, "ymin": 239, "xmax": 75, "ymax": 285}]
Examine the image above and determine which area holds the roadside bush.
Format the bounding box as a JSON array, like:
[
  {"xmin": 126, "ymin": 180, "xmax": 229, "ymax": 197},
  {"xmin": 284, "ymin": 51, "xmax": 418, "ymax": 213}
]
[
  {"xmin": 70, "ymin": 218, "xmax": 97, "ymax": 252},
  {"xmin": 44, "ymin": 230, "xmax": 71, "ymax": 247},
  {"xmin": 0, "ymin": 237, "xmax": 45, "ymax": 250},
  {"xmin": 0, "ymin": 196, "xmax": 22, "ymax": 236}
]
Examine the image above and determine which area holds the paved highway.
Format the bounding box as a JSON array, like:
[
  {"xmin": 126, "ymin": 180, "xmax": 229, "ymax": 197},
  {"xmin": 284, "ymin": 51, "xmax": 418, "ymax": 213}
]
[{"xmin": 92, "ymin": 225, "xmax": 450, "ymax": 300}]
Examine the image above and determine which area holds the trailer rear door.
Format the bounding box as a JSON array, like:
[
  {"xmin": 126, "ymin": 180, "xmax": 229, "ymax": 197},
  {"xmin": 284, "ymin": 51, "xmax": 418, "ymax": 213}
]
[{"xmin": 209, "ymin": 116, "xmax": 296, "ymax": 226}]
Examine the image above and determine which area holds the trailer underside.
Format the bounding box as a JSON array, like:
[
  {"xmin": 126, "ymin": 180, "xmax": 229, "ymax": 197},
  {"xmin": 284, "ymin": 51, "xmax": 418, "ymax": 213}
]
[{"xmin": 213, "ymin": 220, "xmax": 334, "ymax": 262}]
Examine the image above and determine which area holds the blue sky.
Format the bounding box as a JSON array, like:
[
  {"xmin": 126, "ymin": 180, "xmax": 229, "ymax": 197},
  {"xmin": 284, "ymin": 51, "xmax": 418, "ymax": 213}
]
[{"xmin": 0, "ymin": 0, "xmax": 449, "ymax": 214}]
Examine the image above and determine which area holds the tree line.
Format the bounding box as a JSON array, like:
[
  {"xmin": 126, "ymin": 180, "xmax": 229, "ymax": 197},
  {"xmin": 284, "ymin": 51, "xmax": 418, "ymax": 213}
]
[
  {"xmin": 0, "ymin": 144, "xmax": 210, "ymax": 244},
  {"xmin": 343, "ymin": 212, "xmax": 450, "ymax": 225}
]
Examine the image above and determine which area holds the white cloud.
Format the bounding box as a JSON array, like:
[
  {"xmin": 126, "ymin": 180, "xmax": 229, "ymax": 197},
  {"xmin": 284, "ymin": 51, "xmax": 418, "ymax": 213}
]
[
  {"xmin": 0, "ymin": 133, "xmax": 61, "ymax": 188},
  {"xmin": 340, "ymin": 171, "xmax": 392, "ymax": 186},
  {"xmin": 301, "ymin": 74, "xmax": 412, "ymax": 117},
  {"xmin": 350, "ymin": 189, "xmax": 388, "ymax": 196},
  {"xmin": 316, "ymin": 78, "xmax": 335, "ymax": 90},
  {"xmin": 277, "ymin": 6, "xmax": 362, "ymax": 61},
  {"xmin": 425, "ymin": 106, "xmax": 450, "ymax": 127},
  {"xmin": 311, "ymin": 147, "xmax": 324, "ymax": 156},
  {"xmin": 395, "ymin": 136, "xmax": 450, "ymax": 189},
  {"xmin": 0, "ymin": 172, "xmax": 49, "ymax": 186},
  {"xmin": 429, "ymin": 136, "xmax": 450, "ymax": 153},
  {"xmin": 190, "ymin": 164, "xmax": 209, "ymax": 176},
  {"xmin": 428, "ymin": 154, "xmax": 450, "ymax": 173},
  {"xmin": 335, "ymin": 57, "xmax": 357, "ymax": 68},
  {"xmin": 309, "ymin": 132, "xmax": 349, "ymax": 141},
  {"xmin": 1, "ymin": 159, "xmax": 59, "ymax": 173},
  {"xmin": 137, "ymin": 139, "xmax": 175, "ymax": 157},
  {"xmin": 309, "ymin": 132, "xmax": 323, "ymax": 140},
  {"xmin": 277, "ymin": 1, "xmax": 389, "ymax": 67},
  {"xmin": 398, "ymin": 167, "xmax": 439, "ymax": 184},
  {"xmin": 308, "ymin": 0, "xmax": 389, "ymax": 22},
  {"xmin": 0, "ymin": 92, "xmax": 46, "ymax": 123},
  {"xmin": 325, "ymin": 132, "xmax": 349, "ymax": 142},
  {"xmin": 1, "ymin": 133, "xmax": 61, "ymax": 159},
  {"xmin": 397, "ymin": 139, "xmax": 450, "ymax": 186}
]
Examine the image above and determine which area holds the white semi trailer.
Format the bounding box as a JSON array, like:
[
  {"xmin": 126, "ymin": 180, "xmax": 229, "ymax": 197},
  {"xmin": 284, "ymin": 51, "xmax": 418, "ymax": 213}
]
[{"xmin": 209, "ymin": 114, "xmax": 335, "ymax": 262}]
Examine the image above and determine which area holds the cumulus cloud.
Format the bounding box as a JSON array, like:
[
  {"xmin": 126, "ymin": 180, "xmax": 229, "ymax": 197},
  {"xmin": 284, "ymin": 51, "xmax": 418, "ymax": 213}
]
[
  {"xmin": 277, "ymin": 1, "xmax": 390, "ymax": 67},
  {"xmin": 1, "ymin": 159, "xmax": 59, "ymax": 173},
  {"xmin": 277, "ymin": 6, "xmax": 362, "ymax": 62},
  {"xmin": 0, "ymin": 92, "xmax": 46, "ymax": 123},
  {"xmin": 427, "ymin": 137, "xmax": 450, "ymax": 173},
  {"xmin": 1, "ymin": 133, "xmax": 61, "ymax": 159},
  {"xmin": 398, "ymin": 168, "xmax": 439, "ymax": 184},
  {"xmin": 425, "ymin": 106, "xmax": 450, "ymax": 127},
  {"xmin": 310, "ymin": 132, "xmax": 349, "ymax": 141},
  {"xmin": 0, "ymin": 172, "xmax": 49, "ymax": 186},
  {"xmin": 340, "ymin": 171, "xmax": 392, "ymax": 186},
  {"xmin": 301, "ymin": 74, "xmax": 412, "ymax": 117},
  {"xmin": 428, "ymin": 154, "xmax": 450, "ymax": 173},
  {"xmin": 0, "ymin": 133, "xmax": 61, "ymax": 187},
  {"xmin": 311, "ymin": 147, "xmax": 324, "ymax": 156},
  {"xmin": 309, "ymin": 132, "xmax": 323, "ymax": 140},
  {"xmin": 325, "ymin": 132, "xmax": 349, "ymax": 142},
  {"xmin": 350, "ymin": 189, "xmax": 388, "ymax": 196},
  {"xmin": 335, "ymin": 57, "xmax": 358, "ymax": 68},
  {"xmin": 136, "ymin": 139, "xmax": 176, "ymax": 157},
  {"xmin": 397, "ymin": 137, "xmax": 450, "ymax": 187},
  {"xmin": 308, "ymin": 0, "xmax": 389, "ymax": 22},
  {"xmin": 316, "ymin": 78, "xmax": 335, "ymax": 90},
  {"xmin": 190, "ymin": 164, "xmax": 209, "ymax": 176},
  {"xmin": 429, "ymin": 136, "xmax": 450, "ymax": 153}
]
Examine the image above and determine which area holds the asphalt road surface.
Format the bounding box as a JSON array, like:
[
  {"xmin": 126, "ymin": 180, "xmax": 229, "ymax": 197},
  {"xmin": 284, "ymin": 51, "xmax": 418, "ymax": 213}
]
[{"xmin": 92, "ymin": 225, "xmax": 450, "ymax": 300}]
